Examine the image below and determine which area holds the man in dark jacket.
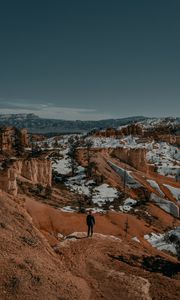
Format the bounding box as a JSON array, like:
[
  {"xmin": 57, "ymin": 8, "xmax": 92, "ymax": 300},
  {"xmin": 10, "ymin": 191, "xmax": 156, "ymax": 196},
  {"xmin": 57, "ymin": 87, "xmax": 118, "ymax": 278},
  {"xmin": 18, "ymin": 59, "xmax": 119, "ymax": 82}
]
[{"xmin": 86, "ymin": 210, "xmax": 95, "ymax": 237}]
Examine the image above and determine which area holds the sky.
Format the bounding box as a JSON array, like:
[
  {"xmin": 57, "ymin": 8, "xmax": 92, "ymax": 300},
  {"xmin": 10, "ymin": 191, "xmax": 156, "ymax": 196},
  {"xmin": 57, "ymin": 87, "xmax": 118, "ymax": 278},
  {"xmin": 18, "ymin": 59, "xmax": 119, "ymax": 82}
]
[{"xmin": 0, "ymin": 0, "xmax": 179, "ymax": 120}]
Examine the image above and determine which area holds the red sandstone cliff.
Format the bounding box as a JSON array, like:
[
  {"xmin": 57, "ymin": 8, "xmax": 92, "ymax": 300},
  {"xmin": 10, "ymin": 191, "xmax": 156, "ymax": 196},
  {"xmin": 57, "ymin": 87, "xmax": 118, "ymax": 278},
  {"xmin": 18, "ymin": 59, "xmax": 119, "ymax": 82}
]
[
  {"xmin": 0, "ymin": 158, "xmax": 52, "ymax": 196},
  {"xmin": 112, "ymin": 147, "xmax": 153, "ymax": 173},
  {"xmin": 94, "ymin": 123, "xmax": 180, "ymax": 146},
  {"xmin": 0, "ymin": 126, "xmax": 29, "ymax": 153}
]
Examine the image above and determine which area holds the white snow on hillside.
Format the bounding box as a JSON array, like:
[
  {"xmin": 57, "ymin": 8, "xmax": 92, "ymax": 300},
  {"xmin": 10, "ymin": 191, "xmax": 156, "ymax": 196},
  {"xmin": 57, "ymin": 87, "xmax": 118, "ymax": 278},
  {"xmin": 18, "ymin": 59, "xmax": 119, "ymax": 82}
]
[
  {"xmin": 163, "ymin": 184, "xmax": 180, "ymax": 201},
  {"xmin": 132, "ymin": 236, "xmax": 140, "ymax": 243},
  {"xmin": 150, "ymin": 193, "xmax": 179, "ymax": 217},
  {"xmin": 147, "ymin": 179, "xmax": 164, "ymax": 196},
  {"xmin": 65, "ymin": 167, "xmax": 119, "ymax": 207},
  {"xmin": 52, "ymin": 148, "xmax": 72, "ymax": 175},
  {"xmin": 108, "ymin": 161, "xmax": 141, "ymax": 188},
  {"xmin": 92, "ymin": 184, "xmax": 119, "ymax": 206},
  {"xmin": 138, "ymin": 117, "xmax": 180, "ymax": 128},
  {"xmin": 88, "ymin": 137, "xmax": 121, "ymax": 148},
  {"xmin": 119, "ymin": 198, "xmax": 137, "ymax": 212},
  {"xmin": 38, "ymin": 134, "xmax": 80, "ymax": 149},
  {"xmin": 60, "ymin": 206, "xmax": 76, "ymax": 213},
  {"xmin": 66, "ymin": 172, "xmax": 91, "ymax": 196},
  {"xmin": 146, "ymin": 142, "xmax": 179, "ymax": 163},
  {"xmin": 146, "ymin": 142, "xmax": 179, "ymax": 177},
  {"xmin": 144, "ymin": 227, "xmax": 180, "ymax": 257},
  {"xmin": 52, "ymin": 158, "xmax": 71, "ymax": 175},
  {"xmin": 84, "ymin": 137, "xmax": 179, "ymax": 178},
  {"xmin": 88, "ymin": 135, "xmax": 142, "ymax": 149},
  {"xmin": 89, "ymin": 137, "xmax": 179, "ymax": 179},
  {"xmin": 37, "ymin": 130, "xmax": 179, "ymax": 180}
]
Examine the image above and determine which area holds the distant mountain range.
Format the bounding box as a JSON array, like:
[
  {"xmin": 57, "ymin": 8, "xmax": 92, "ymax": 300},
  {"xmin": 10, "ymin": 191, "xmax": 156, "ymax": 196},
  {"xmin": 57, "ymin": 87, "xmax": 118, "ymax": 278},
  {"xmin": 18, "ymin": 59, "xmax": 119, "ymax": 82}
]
[
  {"xmin": 0, "ymin": 113, "xmax": 179, "ymax": 134},
  {"xmin": 0, "ymin": 113, "xmax": 148, "ymax": 133}
]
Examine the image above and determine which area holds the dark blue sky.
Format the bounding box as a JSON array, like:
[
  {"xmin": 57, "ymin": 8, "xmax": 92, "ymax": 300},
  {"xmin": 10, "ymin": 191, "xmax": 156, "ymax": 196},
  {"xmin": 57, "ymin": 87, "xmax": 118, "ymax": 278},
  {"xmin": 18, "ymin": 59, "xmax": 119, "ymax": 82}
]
[{"xmin": 0, "ymin": 0, "xmax": 179, "ymax": 119}]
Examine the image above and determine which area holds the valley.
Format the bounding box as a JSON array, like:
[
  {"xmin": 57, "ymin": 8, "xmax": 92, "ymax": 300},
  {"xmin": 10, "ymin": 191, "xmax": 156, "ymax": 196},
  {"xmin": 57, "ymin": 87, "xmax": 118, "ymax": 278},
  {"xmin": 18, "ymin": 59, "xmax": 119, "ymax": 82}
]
[{"xmin": 0, "ymin": 116, "xmax": 180, "ymax": 299}]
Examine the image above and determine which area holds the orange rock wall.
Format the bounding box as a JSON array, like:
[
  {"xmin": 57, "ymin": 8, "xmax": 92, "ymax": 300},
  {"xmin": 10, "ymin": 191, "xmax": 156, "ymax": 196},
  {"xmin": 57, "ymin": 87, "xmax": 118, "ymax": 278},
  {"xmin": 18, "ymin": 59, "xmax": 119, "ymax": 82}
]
[
  {"xmin": 0, "ymin": 158, "xmax": 52, "ymax": 196},
  {"xmin": 94, "ymin": 124, "xmax": 180, "ymax": 146},
  {"xmin": 0, "ymin": 126, "xmax": 29, "ymax": 152},
  {"xmin": 112, "ymin": 147, "xmax": 153, "ymax": 173}
]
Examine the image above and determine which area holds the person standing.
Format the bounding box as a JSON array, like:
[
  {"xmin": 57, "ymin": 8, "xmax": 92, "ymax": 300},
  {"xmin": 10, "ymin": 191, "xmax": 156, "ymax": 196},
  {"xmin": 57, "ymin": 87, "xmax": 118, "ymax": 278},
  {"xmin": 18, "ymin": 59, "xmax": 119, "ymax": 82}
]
[{"xmin": 86, "ymin": 210, "xmax": 95, "ymax": 237}]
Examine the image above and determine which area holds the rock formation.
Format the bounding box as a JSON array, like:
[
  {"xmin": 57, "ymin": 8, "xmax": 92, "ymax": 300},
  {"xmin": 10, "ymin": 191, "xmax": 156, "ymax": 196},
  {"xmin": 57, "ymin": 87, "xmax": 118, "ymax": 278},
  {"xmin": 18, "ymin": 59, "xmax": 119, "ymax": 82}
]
[
  {"xmin": 112, "ymin": 147, "xmax": 151, "ymax": 173},
  {"xmin": 94, "ymin": 124, "xmax": 143, "ymax": 138},
  {"xmin": 0, "ymin": 126, "xmax": 29, "ymax": 153},
  {"xmin": 0, "ymin": 158, "xmax": 52, "ymax": 196},
  {"xmin": 94, "ymin": 122, "xmax": 180, "ymax": 146}
]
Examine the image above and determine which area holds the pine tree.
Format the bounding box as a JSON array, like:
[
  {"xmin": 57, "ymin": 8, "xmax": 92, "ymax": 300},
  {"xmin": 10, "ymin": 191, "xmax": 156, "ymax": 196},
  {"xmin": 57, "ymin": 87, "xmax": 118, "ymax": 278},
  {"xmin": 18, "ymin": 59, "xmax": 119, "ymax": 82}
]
[
  {"xmin": 84, "ymin": 139, "xmax": 93, "ymax": 177},
  {"xmin": 68, "ymin": 136, "xmax": 79, "ymax": 176},
  {"xmin": 124, "ymin": 216, "xmax": 129, "ymax": 237}
]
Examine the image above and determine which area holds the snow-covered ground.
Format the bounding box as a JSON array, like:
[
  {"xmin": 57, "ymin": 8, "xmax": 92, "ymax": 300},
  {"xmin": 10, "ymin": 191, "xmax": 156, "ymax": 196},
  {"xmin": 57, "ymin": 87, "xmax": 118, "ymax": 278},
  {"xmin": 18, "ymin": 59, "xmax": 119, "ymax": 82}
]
[
  {"xmin": 150, "ymin": 193, "xmax": 179, "ymax": 218},
  {"xmin": 88, "ymin": 137, "xmax": 121, "ymax": 148},
  {"xmin": 119, "ymin": 198, "xmax": 137, "ymax": 212},
  {"xmin": 144, "ymin": 227, "xmax": 180, "ymax": 257},
  {"xmin": 52, "ymin": 148, "xmax": 72, "ymax": 175},
  {"xmin": 92, "ymin": 184, "xmax": 119, "ymax": 207},
  {"xmin": 86, "ymin": 136, "xmax": 179, "ymax": 178},
  {"xmin": 36, "ymin": 132, "xmax": 179, "ymax": 214},
  {"xmin": 132, "ymin": 236, "xmax": 140, "ymax": 243},
  {"xmin": 66, "ymin": 173, "xmax": 92, "ymax": 196},
  {"xmin": 38, "ymin": 131, "xmax": 179, "ymax": 179},
  {"xmin": 147, "ymin": 179, "xmax": 164, "ymax": 196},
  {"xmin": 108, "ymin": 161, "xmax": 141, "ymax": 188},
  {"xmin": 66, "ymin": 172, "xmax": 119, "ymax": 208},
  {"xmin": 60, "ymin": 206, "xmax": 76, "ymax": 213},
  {"xmin": 138, "ymin": 117, "xmax": 180, "ymax": 129},
  {"xmin": 87, "ymin": 135, "xmax": 141, "ymax": 149},
  {"xmin": 46, "ymin": 139, "xmax": 121, "ymax": 210},
  {"xmin": 163, "ymin": 184, "xmax": 180, "ymax": 201},
  {"xmin": 146, "ymin": 142, "xmax": 179, "ymax": 177},
  {"xmin": 37, "ymin": 134, "xmax": 81, "ymax": 149},
  {"xmin": 53, "ymin": 153, "xmax": 120, "ymax": 209}
]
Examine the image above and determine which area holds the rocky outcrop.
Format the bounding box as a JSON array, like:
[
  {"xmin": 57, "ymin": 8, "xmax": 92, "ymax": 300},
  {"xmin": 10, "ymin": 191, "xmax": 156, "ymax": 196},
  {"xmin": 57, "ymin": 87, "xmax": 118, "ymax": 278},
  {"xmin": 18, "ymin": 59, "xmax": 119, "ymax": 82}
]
[
  {"xmin": 15, "ymin": 159, "xmax": 52, "ymax": 186},
  {"xmin": 155, "ymin": 134, "xmax": 180, "ymax": 146},
  {"xmin": 0, "ymin": 166, "xmax": 18, "ymax": 196},
  {"xmin": 0, "ymin": 126, "xmax": 29, "ymax": 153},
  {"xmin": 94, "ymin": 124, "xmax": 143, "ymax": 138},
  {"xmin": 94, "ymin": 123, "xmax": 180, "ymax": 146},
  {"xmin": 112, "ymin": 147, "xmax": 153, "ymax": 173},
  {"xmin": 0, "ymin": 158, "xmax": 52, "ymax": 196},
  {"xmin": 120, "ymin": 124, "xmax": 143, "ymax": 136}
]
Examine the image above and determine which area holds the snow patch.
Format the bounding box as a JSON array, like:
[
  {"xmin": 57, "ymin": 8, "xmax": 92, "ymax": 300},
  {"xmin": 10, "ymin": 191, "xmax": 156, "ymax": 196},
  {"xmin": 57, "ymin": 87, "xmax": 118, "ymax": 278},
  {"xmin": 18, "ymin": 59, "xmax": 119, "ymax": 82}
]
[
  {"xmin": 163, "ymin": 184, "xmax": 180, "ymax": 201},
  {"xmin": 60, "ymin": 206, "xmax": 76, "ymax": 213},
  {"xmin": 147, "ymin": 179, "xmax": 164, "ymax": 196},
  {"xmin": 92, "ymin": 184, "xmax": 119, "ymax": 206},
  {"xmin": 119, "ymin": 198, "xmax": 137, "ymax": 212},
  {"xmin": 150, "ymin": 193, "xmax": 179, "ymax": 218},
  {"xmin": 132, "ymin": 237, "xmax": 140, "ymax": 243},
  {"xmin": 144, "ymin": 227, "xmax": 180, "ymax": 257}
]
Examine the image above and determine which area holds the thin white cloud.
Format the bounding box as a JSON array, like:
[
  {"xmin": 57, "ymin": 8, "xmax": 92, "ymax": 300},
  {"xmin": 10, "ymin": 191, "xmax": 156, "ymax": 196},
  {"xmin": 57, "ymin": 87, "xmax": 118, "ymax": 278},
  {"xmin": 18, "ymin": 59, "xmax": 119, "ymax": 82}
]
[{"xmin": 0, "ymin": 100, "xmax": 113, "ymax": 120}]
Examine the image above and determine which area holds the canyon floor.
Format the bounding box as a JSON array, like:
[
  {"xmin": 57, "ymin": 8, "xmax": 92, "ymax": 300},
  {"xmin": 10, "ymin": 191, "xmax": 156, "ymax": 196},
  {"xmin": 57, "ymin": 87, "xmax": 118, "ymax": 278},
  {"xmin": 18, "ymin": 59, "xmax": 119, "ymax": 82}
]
[{"xmin": 0, "ymin": 118, "xmax": 180, "ymax": 299}]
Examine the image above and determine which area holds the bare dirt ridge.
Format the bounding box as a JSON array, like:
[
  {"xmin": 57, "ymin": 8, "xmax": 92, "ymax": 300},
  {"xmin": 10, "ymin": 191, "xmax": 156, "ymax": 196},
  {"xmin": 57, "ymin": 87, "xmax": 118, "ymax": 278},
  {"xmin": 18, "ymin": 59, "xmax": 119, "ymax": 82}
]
[{"xmin": 0, "ymin": 190, "xmax": 180, "ymax": 300}]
